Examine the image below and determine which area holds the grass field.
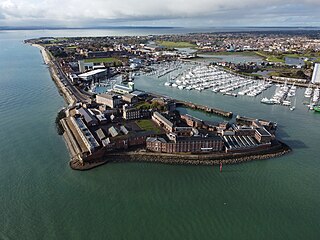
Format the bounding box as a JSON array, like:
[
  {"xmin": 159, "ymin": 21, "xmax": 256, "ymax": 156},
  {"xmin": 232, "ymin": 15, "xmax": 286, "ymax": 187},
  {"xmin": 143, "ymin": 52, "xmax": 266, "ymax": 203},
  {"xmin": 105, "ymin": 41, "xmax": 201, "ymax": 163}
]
[
  {"xmin": 84, "ymin": 57, "xmax": 122, "ymax": 64},
  {"xmin": 255, "ymin": 51, "xmax": 285, "ymax": 63},
  {"xmin": 135, "ymin": 119, "xmax": 162, "ymax": 134},
  {"xmin": 156, "ymin": 41, "xmax": 197, "ymax": 48}
]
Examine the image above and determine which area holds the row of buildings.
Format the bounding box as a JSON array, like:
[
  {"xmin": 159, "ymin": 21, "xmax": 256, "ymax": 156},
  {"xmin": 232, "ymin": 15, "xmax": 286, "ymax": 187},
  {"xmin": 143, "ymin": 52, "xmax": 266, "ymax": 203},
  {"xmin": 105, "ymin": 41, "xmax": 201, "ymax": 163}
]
[{"xmin": 146, "ymin": 111, "xmax": 274, "ymax": 154}]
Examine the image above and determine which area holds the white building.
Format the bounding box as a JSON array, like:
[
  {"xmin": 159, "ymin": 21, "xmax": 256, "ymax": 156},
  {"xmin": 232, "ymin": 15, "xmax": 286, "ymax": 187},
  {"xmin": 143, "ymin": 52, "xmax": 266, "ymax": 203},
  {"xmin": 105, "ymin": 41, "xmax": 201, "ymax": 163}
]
[
  {"xmin": 113, "ymin": 82, "xmax": 135, "ymax": 94},
  {"xmin": 311, "ymin": 63, "xmax": 320, "ymax": 84},
  {"xmin": 78, "ymin": 69, "xmax": 107, "ymax": 82}
]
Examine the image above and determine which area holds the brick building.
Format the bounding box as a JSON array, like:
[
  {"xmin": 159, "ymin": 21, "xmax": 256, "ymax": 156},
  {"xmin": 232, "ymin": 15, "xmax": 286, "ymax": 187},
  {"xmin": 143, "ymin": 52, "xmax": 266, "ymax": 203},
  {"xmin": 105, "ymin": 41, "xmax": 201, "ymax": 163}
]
[{"xmin": 146, "ymin": 134, "xmax": 224, "ymax": 153}]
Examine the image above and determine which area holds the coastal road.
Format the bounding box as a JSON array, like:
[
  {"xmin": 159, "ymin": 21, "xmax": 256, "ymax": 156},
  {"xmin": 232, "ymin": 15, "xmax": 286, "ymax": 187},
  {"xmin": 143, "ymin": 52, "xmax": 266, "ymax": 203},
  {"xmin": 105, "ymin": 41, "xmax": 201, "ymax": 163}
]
[{"xmin": 51, "ymin": 60, "xmax": 90, "ymax": 103}]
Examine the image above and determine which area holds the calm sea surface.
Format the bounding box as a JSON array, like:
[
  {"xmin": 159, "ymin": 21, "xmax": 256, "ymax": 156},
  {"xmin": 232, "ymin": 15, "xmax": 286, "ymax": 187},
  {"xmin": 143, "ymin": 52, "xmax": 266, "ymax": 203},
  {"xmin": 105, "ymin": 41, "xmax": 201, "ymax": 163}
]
[{"xmin": 0, "ymin": 29, "xmax": 319, "ymax": 240}]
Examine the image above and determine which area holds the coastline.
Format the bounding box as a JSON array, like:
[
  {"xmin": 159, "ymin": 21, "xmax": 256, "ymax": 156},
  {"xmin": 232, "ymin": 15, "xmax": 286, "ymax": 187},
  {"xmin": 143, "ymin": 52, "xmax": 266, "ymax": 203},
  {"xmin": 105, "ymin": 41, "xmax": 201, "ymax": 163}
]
[
  {"xmin": 70, "ymin": 141, "xmax": 291, "ymax": 170},
  {"xmin": 31, "ymin": 43, "xmax": 76, "ymax": 105},
  {"xmin": 32, "ymin": 44, "xmax": 51, "ymax": 64}
]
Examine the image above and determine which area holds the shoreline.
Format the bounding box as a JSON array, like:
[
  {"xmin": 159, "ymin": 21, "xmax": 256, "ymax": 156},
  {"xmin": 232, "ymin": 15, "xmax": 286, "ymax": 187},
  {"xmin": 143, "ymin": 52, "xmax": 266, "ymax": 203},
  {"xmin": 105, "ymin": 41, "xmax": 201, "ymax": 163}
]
[
  {"xmin": 70, "ymin": 141, "xmax": 291, "ymax": 171},
  {"xmin": 31, "ymin": 43, "xmax": 76, "ymax": 105}
]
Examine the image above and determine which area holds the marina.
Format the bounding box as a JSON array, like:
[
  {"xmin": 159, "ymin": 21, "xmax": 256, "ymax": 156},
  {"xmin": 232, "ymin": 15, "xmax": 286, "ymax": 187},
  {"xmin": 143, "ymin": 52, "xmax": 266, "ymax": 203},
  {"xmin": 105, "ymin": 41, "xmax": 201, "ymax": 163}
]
[{"xmin": 141, "ymin": 62, "xmax": 320, "ymax": 111}]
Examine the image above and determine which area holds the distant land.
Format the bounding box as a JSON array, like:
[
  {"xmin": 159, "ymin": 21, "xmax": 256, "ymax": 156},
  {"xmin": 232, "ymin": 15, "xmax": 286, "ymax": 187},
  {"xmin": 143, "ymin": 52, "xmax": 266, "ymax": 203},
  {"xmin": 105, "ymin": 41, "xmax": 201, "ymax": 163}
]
[
  {"xmin": 1, "ymin": 26, "xmax": 320, "ymax": 31},
  {"xmin": 0, "ymin": 26, "xmax": 178, "ymax": 31}
]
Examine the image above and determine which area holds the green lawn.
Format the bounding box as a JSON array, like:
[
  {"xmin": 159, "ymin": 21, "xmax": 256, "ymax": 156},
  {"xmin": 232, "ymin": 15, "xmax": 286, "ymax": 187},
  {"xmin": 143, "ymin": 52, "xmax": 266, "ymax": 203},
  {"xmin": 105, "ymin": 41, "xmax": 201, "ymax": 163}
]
[
  {"xmin": 135, "ymin": 119, "xmax": 162, "ymax": 134},
  {"xmin": 156, "ymin": 41, "xmax": 197, "ymax": 48},
  {"xmin": 255, "ymin": 51, "xmax": 285, "ymax": 63},
  {"xmin": 84, "ymin": 57, "xmax": 122, "ymax": 64}
]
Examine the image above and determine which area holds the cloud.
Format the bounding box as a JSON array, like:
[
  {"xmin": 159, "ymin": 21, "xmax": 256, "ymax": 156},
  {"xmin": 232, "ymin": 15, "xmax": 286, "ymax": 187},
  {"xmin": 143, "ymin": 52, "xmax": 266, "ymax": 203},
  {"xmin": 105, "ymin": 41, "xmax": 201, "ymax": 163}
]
[{"xmin": 0, "ymin": 0, "xmax": 320, "ymax": 26}]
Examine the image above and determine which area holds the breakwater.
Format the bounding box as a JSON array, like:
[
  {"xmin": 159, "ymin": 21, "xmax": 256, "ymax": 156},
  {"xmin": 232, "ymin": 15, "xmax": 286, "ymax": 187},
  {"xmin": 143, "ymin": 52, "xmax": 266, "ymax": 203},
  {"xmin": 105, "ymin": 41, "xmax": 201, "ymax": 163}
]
[
  {"xmin": 148, "ymin": 92, "xmax": 233, "ymax": 118},
  {"xmin": 175, "ymin": 101, "xmax": 233, "ymax": 118}
]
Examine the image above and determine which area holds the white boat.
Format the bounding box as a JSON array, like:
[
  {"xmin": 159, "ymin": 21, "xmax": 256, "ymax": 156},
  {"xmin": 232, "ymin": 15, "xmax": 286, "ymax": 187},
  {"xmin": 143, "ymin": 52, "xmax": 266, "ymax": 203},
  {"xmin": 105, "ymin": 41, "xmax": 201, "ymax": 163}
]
[
  {"xmin": 282, "ymin": 100, "xmax": 291, "ymax": 106},
  {"xmin": 164, "ymin": 82, "xmax": 172, "ymax": 86},
  {"xmin": 304, "ymin": 86, "xmax": 313, "ymax": 98},
  {"xmin": 178, "ymin": 85, "xmax": 185, "ymax": 90},
  {"xmin": 171, "ymin": 83, "xmax": 178, "ymax": 88},
  {"xmin": 261, "ymin": 97, "xmax": 275, "ymax": 105}
]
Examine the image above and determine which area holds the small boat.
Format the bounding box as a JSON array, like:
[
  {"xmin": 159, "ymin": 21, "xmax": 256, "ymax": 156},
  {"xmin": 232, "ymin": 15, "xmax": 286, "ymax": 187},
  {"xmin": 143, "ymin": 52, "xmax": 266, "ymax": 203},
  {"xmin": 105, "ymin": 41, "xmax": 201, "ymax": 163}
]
[
  {"xmin": 309, "ymin": 104, "xmax": 315, "ymax": 110},
  {"xmin": 290, "ymin": 97, "xmax": 297, "ymax": 111},
  {"xmin": 304, "ymin": 85, "xmax": 313, "ymax": 98},
  {"xmin": 261, "ymin": 97, "xmax": 275, "ymax": 105},
  {"xmin": 314, "ymin": 106, "xmax": 320, "ymax": 113},
  {"xmin": 282, "ymin": 100, "xmax": 291, "ymax": 106}
]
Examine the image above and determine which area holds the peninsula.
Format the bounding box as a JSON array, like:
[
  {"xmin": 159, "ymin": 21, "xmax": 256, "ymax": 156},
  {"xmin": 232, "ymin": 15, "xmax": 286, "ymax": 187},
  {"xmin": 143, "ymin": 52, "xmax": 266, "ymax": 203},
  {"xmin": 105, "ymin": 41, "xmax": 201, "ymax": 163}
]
[{"xmin": 25, "ymin": 33, "xmax": 298, "ymax": 170}]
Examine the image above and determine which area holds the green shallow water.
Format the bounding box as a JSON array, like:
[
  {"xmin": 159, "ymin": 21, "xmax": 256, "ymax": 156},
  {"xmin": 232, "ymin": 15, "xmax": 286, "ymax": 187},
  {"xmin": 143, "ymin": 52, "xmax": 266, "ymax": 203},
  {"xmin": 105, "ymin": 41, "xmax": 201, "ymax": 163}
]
[{"xmin": 0, "ymin": 30, "xmax": 319, "ymax": 240}]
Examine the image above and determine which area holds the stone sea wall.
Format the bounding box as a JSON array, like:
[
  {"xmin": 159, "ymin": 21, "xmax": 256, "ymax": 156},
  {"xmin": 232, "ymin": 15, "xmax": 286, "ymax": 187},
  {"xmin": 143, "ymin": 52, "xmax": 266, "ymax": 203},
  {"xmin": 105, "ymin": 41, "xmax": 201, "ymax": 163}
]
[{"xmin": 70, "ymin": 141, "xmax": 291, "ymax": 170}]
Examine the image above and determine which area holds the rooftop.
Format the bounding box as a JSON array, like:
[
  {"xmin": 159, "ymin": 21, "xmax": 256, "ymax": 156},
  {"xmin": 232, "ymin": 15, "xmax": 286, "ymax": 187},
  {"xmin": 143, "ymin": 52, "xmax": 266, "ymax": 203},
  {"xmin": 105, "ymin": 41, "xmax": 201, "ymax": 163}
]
[
  {"xmin": 256, "ymin": 127, "xmax": 271, "ymax": 137},
  {"xmin": 78, "ymin": 69, "xmax": 107, "ymax": 78},
  {"xmin": 153, "ymin": 112, "xmax": 174, "ymax": 128},
  {"xmin": 78, "ymin": 107, "xmax": 97, "ymax": 124}
]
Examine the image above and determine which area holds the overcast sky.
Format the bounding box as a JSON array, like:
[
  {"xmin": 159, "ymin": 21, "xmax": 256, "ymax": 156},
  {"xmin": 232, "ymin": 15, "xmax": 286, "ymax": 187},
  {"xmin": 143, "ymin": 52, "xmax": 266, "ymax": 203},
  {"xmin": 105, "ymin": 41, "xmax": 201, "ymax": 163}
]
[{"xmin": 0, "ymin": 0, "xmax": 320, "ymax": 27}]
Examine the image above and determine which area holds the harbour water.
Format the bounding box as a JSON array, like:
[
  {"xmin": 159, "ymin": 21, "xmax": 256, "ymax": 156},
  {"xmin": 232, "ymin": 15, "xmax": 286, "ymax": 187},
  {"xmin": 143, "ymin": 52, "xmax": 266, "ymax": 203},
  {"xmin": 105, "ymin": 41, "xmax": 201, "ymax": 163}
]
[
  {"xmin": 0, "ymin": 29, "xmax": 320, "ymax": 240},
  {"xmin": 197, "ymin": 53, "xmax": 263, "ymax": 63}
]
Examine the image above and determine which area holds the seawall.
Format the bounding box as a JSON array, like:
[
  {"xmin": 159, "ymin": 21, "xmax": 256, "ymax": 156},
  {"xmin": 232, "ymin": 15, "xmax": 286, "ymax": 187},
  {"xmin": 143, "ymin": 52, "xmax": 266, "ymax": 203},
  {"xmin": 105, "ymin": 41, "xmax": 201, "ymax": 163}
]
[{"xmin": 70, "ymin": 141, "xmax": 291, "ymax": 170}]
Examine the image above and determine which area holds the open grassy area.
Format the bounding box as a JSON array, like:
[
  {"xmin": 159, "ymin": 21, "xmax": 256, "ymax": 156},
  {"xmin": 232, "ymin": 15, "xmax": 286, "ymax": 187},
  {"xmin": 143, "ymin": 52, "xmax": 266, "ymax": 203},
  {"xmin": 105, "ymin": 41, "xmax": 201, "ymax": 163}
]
[
  {"xmin": 255, "ymin": 51, "xmax": 285, "ymax": 63},
  {"xmin": 156, "ymin": 41, "xmax": 197, "ymax": 48},
  {"xmin": 84, "ymin": 57, "xmax": 122, "ymax": 64},
  {"xmin": 135, "ymin": 119, "xmax": 162, "ymax": 134}
]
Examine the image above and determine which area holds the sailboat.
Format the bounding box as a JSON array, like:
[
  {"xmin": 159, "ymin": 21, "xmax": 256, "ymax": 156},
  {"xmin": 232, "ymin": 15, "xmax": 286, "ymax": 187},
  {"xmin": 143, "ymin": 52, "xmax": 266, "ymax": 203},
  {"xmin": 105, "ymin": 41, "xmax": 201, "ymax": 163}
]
[
  {"xmin": 290, "ymin": 97, "xmax": 296, "ymax": 111},
  {"xmin": 164, "ymin": 72, "xmax": 172, "ymax": 86}
]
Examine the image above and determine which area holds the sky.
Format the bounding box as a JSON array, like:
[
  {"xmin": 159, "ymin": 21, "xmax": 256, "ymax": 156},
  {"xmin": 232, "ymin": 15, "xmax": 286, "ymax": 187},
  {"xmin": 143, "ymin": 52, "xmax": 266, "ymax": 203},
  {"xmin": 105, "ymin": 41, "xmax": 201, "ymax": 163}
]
[{"xmin": 0, "ymin": 0, "xmax": 320, "ymax": 28}]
